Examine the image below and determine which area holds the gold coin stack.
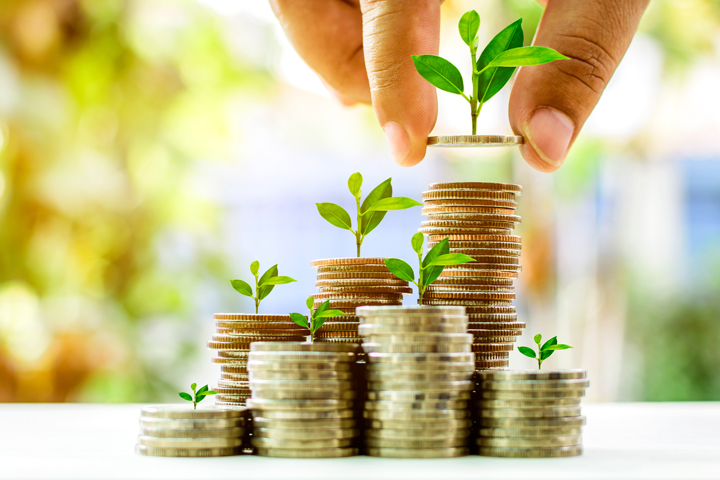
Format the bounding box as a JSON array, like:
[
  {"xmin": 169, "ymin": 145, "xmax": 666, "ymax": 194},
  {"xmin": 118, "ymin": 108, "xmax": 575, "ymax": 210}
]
[
  {"xmin": 357, "ymin": 306, "xmax": 474, "ymax": 458},
  {"xmin": 208, "ymin": 314, "xmax": 308, "ymax": 406},
  {"xmin": 474, "ymin": 369, "xmax": 588, "ymax": 457},
  {"xmin": 310, "ymin": 258, "xmax": 412, "ymax": 349},
  {"xmin": 419, "ymin": 182, "xmax": 525, "ymax": 370},
  {"xmin": 135, "ymin": 405, "xmax": 246, "ymax": 457},
  {"xmin": 247, "ymin": 342, "xmax": 361, "ymax": 458}
]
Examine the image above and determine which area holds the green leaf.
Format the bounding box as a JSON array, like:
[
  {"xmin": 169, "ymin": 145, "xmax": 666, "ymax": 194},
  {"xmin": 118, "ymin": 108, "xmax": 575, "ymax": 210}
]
[
  {"xmin": 315, "ymin": 309, "xmax": 345, "ymax": 318},
  {"xmin": 230, "ymin": 279, "xmax": 253, "ymax": 298},
  {"xmin": 348, "ymin": 172, "xmax": 363, "ymax": 198},
  {"xmin": 421, "ymin": 238, "xmax": 450, "ymax": 287},
  {"xmin": 260, "ymin": 275, "xmax": 297, "ymax": 287},
  {"xmin": 316, "ymin": 203, "xmax": 353, "ymax": 231},
  {"xmin": 205, "ymin": 391, "xmax": 217, "ymax": 395},
  {"xmin": 289, "ymin": 313, "xmax": 309, "ymax": 329},
  {"xmin": 305, "ymin": 296, "xmax": 314, "ymax": 310},
  {"xmin": 411, "ymin": 232, "xmax": 424, "ymax": 255},
  {"xmin": 476, "ymin": 19, "xmax": 523, "ymax": 104},
  {"xmin": 424, "ymin": 253, "xmax": 475, "ymax": 268},
  {"xmin": 178, "ymin": 392, "xmax": 192, "ymax": 402},
  {"xmin": 312, "ymin": 315, "xmax": 329, "ymax": 332},
  {"xmin": 458, "ymin": 10, "xmax": 480, "ymax": 47},
  {"xmin": 250, "ymin": 260, "xmax": 260, "ymax": 276},
  {"xmin": 485, "ymin": 46, "xmax": 568, "ymax": 68},
  {"xmin": 543, "ymin": 344, "xmax": 573, "ymax": 351},
  {"xmin": 190, "ymin": 383, "xmax": 197, "ymax": 391},
  {"xmin": 540, "ymin": 349, "xmax": 554, "ymax": 361},
  {"xmin": 313, "ymin": 300, "xmax": 329, "ymax": 319},
  {"xmin": 518, "ymin": 346, "xmax": 537, "ymax": 359},
  {"xmin": 534, "ymin": 334, "xmax": 542, "ymax": 345},
  {"xmin": 196, "ymin": 385, "xmax": 208, "ymax": 396},
  {"xmin": 360, "ymin": 178, "xmax": 392, "ymax": 236},
  {"xmin": 540, "ymin": 336, "xmax": 557, "ymax": 351},
  {"xmin": 411, "ymin": 55, "xmax": 465, "ymax": 95},
  {"xmin": 362, "ymin": 197, "xmax": 422, "ymax": 214},
  {"xmin": 384, "ymin": 259, "xmax": 415, "ymax": 283},
  {"xmin": 257, "ymin": 264, "xmax": 278, "ymax": 300}
]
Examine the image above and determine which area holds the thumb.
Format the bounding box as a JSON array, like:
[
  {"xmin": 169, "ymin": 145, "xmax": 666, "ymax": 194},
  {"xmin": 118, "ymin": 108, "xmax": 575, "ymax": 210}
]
[
  {"xmin": 359, "ymin": 0, "xmax": 442, "ymax": 167},
  {"xmin": 509, "ymin": 0, "xmax": 650, "ymax": 172}
]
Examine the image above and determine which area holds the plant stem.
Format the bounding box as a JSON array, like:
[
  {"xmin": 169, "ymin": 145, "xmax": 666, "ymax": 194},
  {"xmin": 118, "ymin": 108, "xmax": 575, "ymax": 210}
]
[
  {"xmin": 470, "ymin": 44, "xmax": 479, "ymax": 135},
  {"xmin": 471, "ymin": 99, "xmax": 478, "ymax": 135},
  {"xmin": 254, "ymin": 274, "xmax": 260, "ymax": 314},
  {"xmin": 355, "ymin": 196, "xmax": 362, "ymax": 257},
  {"xmin": 537, "ymin": 357, "xmax": 543, "ymax": 370}
]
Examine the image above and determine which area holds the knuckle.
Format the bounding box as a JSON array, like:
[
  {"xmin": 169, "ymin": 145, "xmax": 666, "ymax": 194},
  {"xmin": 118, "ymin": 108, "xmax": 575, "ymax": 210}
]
[{"xmin": 554, "ymin": 32, "xmax": 619, "ymax": 96}]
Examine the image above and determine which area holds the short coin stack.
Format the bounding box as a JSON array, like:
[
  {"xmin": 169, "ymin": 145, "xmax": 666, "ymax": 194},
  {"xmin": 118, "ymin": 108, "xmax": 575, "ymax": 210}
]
[
  {"xmin": 311, "ymin": 258, "xmax": 412, "ymax": 349},
  {"xmin": 247, "ymin": 342, "xmax": 360, "ymax": 458},
  {"xmin": 135, "ymin": 405, "xmax": 245, "ymax": 457},
  {"xmin": 208, "ymin": 314, "xmax": 307, "ymax": 406},
  {"xmin": 419, "ymin": 182, "xmax": 525, "ymax": 370},
  {"xmin": 474, "ymin": 369, "xmax": 588, "ymax": 457},
  {"xmin": 358, "ymin": 306, "xmax": 474, "ymax": 458}
]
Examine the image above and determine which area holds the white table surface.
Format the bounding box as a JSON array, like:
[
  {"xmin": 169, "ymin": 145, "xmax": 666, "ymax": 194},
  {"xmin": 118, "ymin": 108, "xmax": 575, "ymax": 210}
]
[{"xmin": 0, "ymin": 403, "xmax": 718, "ymax": 480}]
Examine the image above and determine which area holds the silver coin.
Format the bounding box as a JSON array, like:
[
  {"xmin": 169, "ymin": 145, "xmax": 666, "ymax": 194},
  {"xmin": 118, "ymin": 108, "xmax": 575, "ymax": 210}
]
[
  {"xmin": 480, "ymin": 416, "xmax": 586, "ymax": 428},
  {"xmin": 139, "ymin": 427, "xmax": 245, "ymax": 438},
  {"xmin": 252, "ymin": 409, "xmax": 355, "ymax": 421},
  {"xmin": 427, "ymin": 135, "xmax": 523, "ymax": 147},
  {"xmin": 478, "ymin": 445, "xmax": 583, "ymax": 458},
  {"xmin": 367, "ymin": 361, "xmax": 475, "ymax": 374},
  {"xmin": 365, "ymin": 428, "xmax": 471, "ymax": 440},
  {"xmin": 359, "ymin": 323, "xmax": 467, "ymax": 335},
  {"xmin": 366, "ymin": 437, "xmax": 468, "ymax": 449},
  {"xmin": 357, "ymin": 306, "xmax": 465, "ymax": 316},
  {"xmin": 364, "ymin": 409, "xmax": 468, "ymax": 421},
  {"xmin": 366, "ymin": 419, "xmax": 472, "ymax": 430},
  {"xmin": 479, "ymin": 426, "xmax": 583, "ymax": 438},
  {"xmin": 137, "ymin": 435, "xmax": 243, "ymax": 449},
  {"xmin": 364, "ymin": 399, "xmax": 467, "ymax": 411},
  {"xmin": 254, "ymin": 447, "xmax": 358, "ymax": 458},
  {"xmin": 251, "ymin": 437, "xmax": 355, "ymax": 449},
  {"xmin": 252, "ymin": 417, "xmax": 357, "ymax": 430},
  {"xmin": 247, "ymin": 360, "xmax": 352, "ymax": 372},
  {"xmin": 366, "ymin": 447, "xmax": 469, "ymax": 458},
  {"xmin": 368, "ymin": 352, "xmax": 474, "ymax": 364},
  {"xmin": 140, "ymin": 405, "xmax": 245, "ymax": 420},
  {"xmin": 367, "ymin": 371, "xmax": 471, "ymax": 382},
  {"xmin": 139, "ymin": 417, "xmax": 244, "ymax": 430},
  {"xmin": 246, "ymin": 398, "xmax": 354, "ymax": 411},
  {"xmin": 253, "ymin": 427, "xmax": 359, "ymax": 440},
  {"xmin": 480, "ymin": 406, "xmax": 582, "ymax": 419},
  {"xmin": 135, "ymin": 445, "xmax": 241, "ymax": 457},
  {"xmin": 479, "ymin": 379, "xmax": 590, "ymax": 391},
  {"xmin": 477, "ymin": 436, "xmax": 582, "ymax": 448},
  {"xmin": 367, "ymin": 390, "xmax": 471, "ymax": 402},
  {"xmin": 363, "ymin": 343, "xmax": 471, "ymax": 354},
  {"xmin": 476, "ymin": 369, "xmax": 587, "ymax": 381},
  {"xmin": 477, "ymin": 398, "xmax": 582, "ymax": 409}
]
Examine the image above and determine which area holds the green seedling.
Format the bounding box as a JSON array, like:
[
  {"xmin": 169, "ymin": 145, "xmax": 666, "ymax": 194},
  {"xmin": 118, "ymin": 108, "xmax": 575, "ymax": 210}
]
[
  {"xmin": 179, "ymin": 383, "xmax": 217, "ymax": 410},
  {"xmin": 290, "ymin": 297, "xmax": 345, "ymax": 340},
  {"xmin": 384, "ymin": 234, "xmax": 475, "ymax": 305},
  {"xmin": 231, "ymin": 261, "xmax": 297, "ymax": 314},
  {"xmin": 412, "ymin": 10, "xmax": 568, "ymax": 135},
  {"xmin": 518, "ymin": 334, "xmax": 573, "ymax": 370},
  {"xmin": 316, "ymin": 172, "xmax": 422, "ymax": 257}
]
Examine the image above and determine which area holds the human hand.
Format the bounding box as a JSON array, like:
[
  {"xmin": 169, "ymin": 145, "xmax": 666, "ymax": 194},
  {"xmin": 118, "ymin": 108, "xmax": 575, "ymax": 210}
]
[{"xmin": 270, "ymin": 0, "xmax": 650, "ymax": 172}]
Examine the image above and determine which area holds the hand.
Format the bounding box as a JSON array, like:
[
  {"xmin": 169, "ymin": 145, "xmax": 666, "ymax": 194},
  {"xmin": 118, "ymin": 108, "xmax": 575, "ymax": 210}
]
[{"xmin": 270, "ymin": 0, "xmax": 650, "ymax": 172}]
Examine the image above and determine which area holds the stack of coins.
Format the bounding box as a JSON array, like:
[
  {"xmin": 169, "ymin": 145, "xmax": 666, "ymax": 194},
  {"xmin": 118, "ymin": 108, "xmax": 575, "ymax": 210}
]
[
  {"xmin": 310, "ymin": 258, "xmax": 412, "ymax": 348},
  {"xmin": 419, "ymin": 182, "xmax": 525, "ymax": 370},
  {"xmin": 135, "ymin": 405, "xmax": 246, "ymax": 457},
  {"xmin": 247, "ymin": 342, "xmax": 360, "ymax": 458},
  {"xmin": 357, "ymin": 306, "xmax": 474, "ymax": 458},
  {"xmin": 474, "ymin": 369, "xmax": 588, "ymax": 457},
  {"xmin": 208, "ymin": 314, "xmax": 307, "ymax": 406}
]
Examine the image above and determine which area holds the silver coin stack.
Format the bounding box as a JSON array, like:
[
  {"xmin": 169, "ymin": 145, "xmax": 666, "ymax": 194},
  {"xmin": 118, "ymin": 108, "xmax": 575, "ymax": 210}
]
[
  {"xmin": 246, "ymin": 342, "xmax": 360, "ymax": 458},
  {"xmin": 357, "ymin": 306, "xmax": 474, "ymax": 458},
  {"xmin": 474, "ymin": 369, "xmax": 588, "ymax": 457},
  {"xmin": 135, "ymin": 405, "xmax": 246, "ymax": 457}
]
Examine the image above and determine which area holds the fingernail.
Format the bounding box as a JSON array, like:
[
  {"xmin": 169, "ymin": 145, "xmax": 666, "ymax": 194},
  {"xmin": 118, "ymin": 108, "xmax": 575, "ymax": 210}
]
[
  {"xmin": 383, "ymin": 122, "xmax": 411, "ymax": 165},
  {"xmin": 525, "ymin": 108, "xmax": 575, "ymax": 166}
]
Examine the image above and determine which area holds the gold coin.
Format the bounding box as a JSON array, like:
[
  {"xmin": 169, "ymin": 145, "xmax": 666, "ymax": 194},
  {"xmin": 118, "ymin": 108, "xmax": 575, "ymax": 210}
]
[
  {"xmin": 478, "ymin": 445, "xmax": 583, "ymax": 458},
  {"xmin": 364, "ymin": 399, "xmax": 468, "ymax": 411},
  {"xmin": 249, "ymin": 389, "xmax": 356, "ymax": 401},
  {"xmin": 252, "ymin": 417, "xmax": 356, "ymax": 430},
  {"xmin": 421, "ymin": 299, "xmax": 514, "ymax": 307},
  {"xmin": 315, "ymin": 278, "xmax": 408, "ymax": 287},
  {"xmin": 220, "ymin": 372, "xmax": 249, "ymax": 381},
  {"xmin": 315, "ymin": 272, "xmax": 399, "ymax": 281},
  {"xmin": 215, "ymin": 327, "xmax": 304, "ymax": 336},
  {"xmin": 315, "ymin": 299, "xmax": 403, "ymax": 309},
  {"xmin": 421, "ymin": 220, "xmax": 516, "ymax": 229},
  {"xmin": 427, "ymin": 182, "xmax": 522, "ymax": 194},
  {"xmin": 313, "ymin": 321, "xmax": 360, "ymax": 332},
  {"xmin": 469, "ymin": 329, "xmax": 523, "ymax": 337},
  {"xmin": 216, "ymin": 380, "xmax": 250, "ymax": 389},
  {"xmin": 364, "ymin": 427, "xmax": 470, "ymax": 440},
  {"xmin": 311, "ymin": 257, "xmax": 387, "ymax": 268},
  {"xmin": 423, "ymin": 198, "xmax": 518, "ymax": 208},
  {"xmin": 248, "ymin": 360, "xmax": 353, "ymax": 372},
  {"xmin": 473, "ymin": 352, "xmax": 511, "ymax": 360},
  {"xmin": 418, "ymin": 227, "xmax": 513, "ymax": 236},
  {"xmin": 135, "ymin": 445, "xmax": 241, "ymax": 457},
  {"xmin": 422, "ymin": 189, "xmax": 516, "ymax": 201},
  {"xmin": 217, "ymin": 350, "xmax": 250, "ymax": 358},
  {"xmin": 139, "ymin": 417, "xmax": 244, "ymax": 430},
  {"xmin": 214, "ymin": 319, "xmax": 303, "ymax": 328},
  {"xmin": 480, "ymin": 379, "xmax": 590, "ymax": 391},
  {"xmin": 362, "ymin": 333, "xmax": 472, "ymax": 344},
  {"xmin": 479, "ymin": 389, "xmax": 586, "ymax": 400},
  {"xmin": 220, "ymin": 365, "xmax": 251, "ymax": 374},
  {"xmin": 467, "ymin": 321, "xmax": 524, "ymax": 329},
  {"xmin": 476, "ymin": 369, "xmax": 587, "ymax": 381},
  {"xmin": 366, "ymin": 390, "xmax": 471, "ymax": 402},
  {"xmin": 254, "ymin": 427, "xmax": 359, "ymax": 441},
  {"xmin": 477, "ymin": 398, "xmax": 582, "ymax": 409},
  {"xmin": 213, "ymin": 314, "xmax": 296, "ymax": 321},
  {"xmin": 428, "ymin": 234, "xmax": 521, "ymax": 243},
  {"xmin": 249, "ymin": 379, "xmax": 354, "ymax": 390},
  {"xmin": 313, "ymin": 292, "xmax": 405, "ymax": 301},
  {"xmin": 363, "ymin": 343, "xmax": 471, "ymax": 354},
  {"xmin": 254, "ymin": 447, "xmax": 358, "ymax": 458},
  {"xmin": 315, "ymin": 285, "xmax": 413, "ymax": 294},
  {"xmin": 367, "ymin": 352, "xmax": 474, "ymax": 363},
  {"xmin": 315, "ymin": 330, "xmax": 361, "ymax": 338},
  {"xmin": 213, "ymin": 400, "xmax": 247, "ymax": 407},
  {"xmin": 429, "ymin": 241, "xmax": 522, "ymax": 252},
  {"xmin": 213, "ymin": 385, "xmax": 251, "ymax": 394},
  {"xmin": 470, "ymin": 343, "xmax": 515, "ymax": 353},
  {"xmin": 364, "ymin": 409, "xmax": 469, "ymax": 421},
  {"xmin": 251, "ymin": 437, "xmax": 355, "ymax": 449},
  {"xmin": 436, "ymin": 248, "xmax": 522, "ymax": 259},
  {"xmin": 249, "ymin": 342, "xmax": 357, "ymax": 353},
  {"xmin": 423, "ymin": 213, "xmax": 521, "ymax": 224},
  {"xmin": 465, "ymin": 306, "xmax": 517, "ymax": 313},
  {"xmin": 366, "ymin": 419, "xmax": 472, "ymax": 430},
  {"xmin": 432, "ymin": 277, "xmax": 514, "ymax": 286},
  {"xmin": 477, "ymin": 436, "xmax": 582, "ymax": 448},
  {"xmin": 211, "ymin": 357, "xmax": 248, "ymax": 365},
  {"xmin": 249, "ymin": 350, "xmax": 356, "ymax": 362},
  {"xmin": 480, "ymin": 406, "xmax": 582, "ymax": 419},
  {"xmin": 474, "ymin": 359, "xmax": 510, "ymax": 369},
  {"xmin": 253, "ymin": 409, "xmax": 355, "ymax": 420},
  {"xmin": 479, "ymin": 426, "xmax": 583, "ymax": 438},
  {"xmin": 246, "ymin": 398, "xmax": 354, "ymax": 411},
  {"xmin": 211, "ymin": 334, "xmax": 307, "ymax": 343},
  {"xmin": 359, "ymin": 324, "xmax": 467, "ymax": 335},
  {"xmin": 139, "ymin": 427, "xmax": 245, "ymax": 438},
  {"xmin": 366, "ymin": 371, "xmax": 471, "ymax": 382},
  {"xmin": 316, "ymin": 265, "xmax": 390, "ymax": 273},
  {"xmin": 137, "ymin": 436, "xmax": 243, "ymax": 449},
  {"xmin": 215, "ymin": 394, "xmax": 251, "ymax": 403},
  {"xmin": 442, "ymin": 264, "xmax": 522, "ymax": 274},
  {"xmin": 439, "ymin": 269, "xmax": 518, "ymax": 279},
  {"xmin": 366, "ymin": 447, "xmax": 469, "ymax": 458},
  {"xmin": 472, "ymin": 336, "xmax": 518, "ymax": 343},
  {"xmin": 366, "ymin": 437, "xmax": 468, "ymax": 449},
  {"xmin": 422, "ymin": 206, "xmax": 516, "ymax": 215},
  {"xmin": 140, "ymin": 405, "xmax": 245, "ymax": 420},
  {"xmin": 210, "ymin": 341, "xmax": 277, "ymax": 350},
  {"xmin": 422, "ymin": 292, "xmax": 515, "ymax": 301},
  {"xmin": 315, "ymin": 337, "xmax": 364, "ymax": 343}
]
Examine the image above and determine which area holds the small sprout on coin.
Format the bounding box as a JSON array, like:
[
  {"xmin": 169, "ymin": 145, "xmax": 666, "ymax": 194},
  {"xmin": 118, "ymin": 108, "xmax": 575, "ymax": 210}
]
[
  {"xmin": 518, "ymin": 334, "xmax": 573, "ymax": 370},
  {"xmin": 179, "ymin": 383, "xmax": 217, "ymax": 410},
  {"xmin": 290, "ymin": 297, "xmax": 345, "ymax": 340},
  {"xmin": 231, "ymin": 261, "xmax": 297, "ymax": 314},
  {"xmin": 385, "ymin": 234, "xmax": 475, "ymax": 305},
  {"xmin": 316, "ymin": 172, "xmax": 422, "ymax": 257},
  {"xmin": 412, "ymin": 10, "xmax": 568, "ymax": 135}
]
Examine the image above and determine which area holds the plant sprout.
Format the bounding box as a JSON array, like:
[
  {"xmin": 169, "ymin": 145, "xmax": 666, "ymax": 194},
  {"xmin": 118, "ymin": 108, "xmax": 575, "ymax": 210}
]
[
  {"xmin": 290, "ymin": 297, "xmax": 345, "ymax": 340},
  {"xmin": 384, "ymin": 234, "xmax": 475, "ymax": 305},
  {"xmin": 231, "ymin": 261, "xmax": 297, "ymax": 314},
  {"xmin": 518, "ymin": 334, "xmax": 573, "ymax": 370},
  {"xmin": 412, "ymin": 10, "xmax": 568, "ymax": 135},
  {"xmin": 316, "ymin": 172, "xmax": 422, "ymax": 257},
  {"xmin": 179, "ymin": 383, "xmax": 217, "ymax": 410}
]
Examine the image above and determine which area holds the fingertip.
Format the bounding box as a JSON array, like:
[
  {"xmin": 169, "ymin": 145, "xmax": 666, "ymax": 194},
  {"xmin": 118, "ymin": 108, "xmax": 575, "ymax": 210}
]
[
  {"xmin": 382, "ymin": 122, "xmax": 429, "ymax": 167},
  {"xmin": 519, "ymin": 143, "xmax": 564, "ymax": 173}
]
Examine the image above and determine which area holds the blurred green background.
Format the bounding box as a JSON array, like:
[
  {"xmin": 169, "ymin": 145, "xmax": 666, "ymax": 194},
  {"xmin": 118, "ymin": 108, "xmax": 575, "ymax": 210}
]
[{"xmin": 0, "ymin": 0, "xmax": 719, "ymax": 403}]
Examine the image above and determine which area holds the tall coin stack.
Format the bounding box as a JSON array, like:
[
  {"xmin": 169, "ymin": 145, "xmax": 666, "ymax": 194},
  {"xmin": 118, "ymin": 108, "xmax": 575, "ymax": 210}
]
[
  {"xmin": 208, "ymin": 314, "xmax": 307, "ymax": 406},
  {"xmin": 310, "ymin": 258, "xmax": 412, "ymax": 350},
  {"xmin": 474, "ymin": 369, "xmax": 588, "ymax": 457},
  {"xmin": 247, "ymin": 342, "xmax": 360, "ymax": 458},
  {"xmin": 136, "ymin": 405, "xmax": 245, "ymax": 457},
  {"xmin": 419, "ymin": 182, "xmax": 525, "ymax": 370},
  {"xmin": 357, "ymin": 306, "xmax": 474, "ymax": 458}
]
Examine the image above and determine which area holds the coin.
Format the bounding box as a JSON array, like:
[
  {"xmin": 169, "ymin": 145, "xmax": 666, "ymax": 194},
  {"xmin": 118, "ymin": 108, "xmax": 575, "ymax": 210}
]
[
  {"xmin": 364, "ymin": 399, "xmax": 468, "ymax": 410},
  {"xmin": 367, "ymin": 362, "xmax": 474, "ymax": 374},
  {"xmin": 423, "ymin": 198, "xmax": 518, "ymax": 208},
  {"xmin": 477, "ymin": 398, "xmax": 582, "ymax": 409},
  {"xmin": 476, "ymin": 369, "xmax": 587, "ymax": 381},
  {"xmin": 255, "ymin": 447, "xmax": 358, "ymax": 458},
  {"xmin": 249, "ymin": 370, "xmax": 353, "ymax": 381},
  {"xmin": 317, "ymin": 285, "xmax": 413, "ymax": 294},
  {"xmin": 137, "ymin": 436, "xmax": 244, "ymax": 449},
  {"xmin": 365, "ymin": 428, "xmax": 471, "ymax": 439},
  {"xmin": 315, "ymin": 330, "xmax": 361, "ymax": 338},
  {"xmin": 474, "ymin": 359, "xmax": 510, "ymax": 369},
  {"xmin": 364, "ymin": 409, "xmax": 468, "ymax": 421},
  {"xmin": 217, "ymin": 379, "xmax": 251, "ymax": 389},
  {"xmin": 139, "ymin": 417, "xmax": 244, "ymax": 430},
  {"xmin": 421, "ymin": 220, "xmax": 516, "ymax": 229},
  {"xmin": 422, "ymin": 206, "xmax": 517, "ymax": 215},
  {"xmin": 315, "ymin": 278, "xmax": 407, "ymax": 287},
  {"xmin": 248, "ymin": 352, "xmax": 356, "ymax": 362},
  {"xmin": 252, "ymin": 409, "xmax": 355, "ymax": 420},
  {"xmin": 247, "ymin": 360, "xmax": 352, "ymax": 372},
  {"xmin": 422, "ymin": 292, "xmax": 516, "ymax": 301},
  {"xmin": 213, "ymin": 313, "xmax": 297, "ymax": 321},
  {"xmin": 251, "ymin": 437, "xmax": 355, "ymax": 448},
  {"xmin": 249, "ymin": 389, "xmax": 356, "ymax": 400},
  {"xmin": 425, "ymin": 282, "xmax": 516, "ymax": 292},
  {"xmin": 423, "ymin": 299, "xmax": 514, "ymax": 308},
  {"xmin": 428, "ymin": 182, "xmax": 522, "ymax": 193},
  {"xmin": 135, "ymin": 445, "xmax": 241, "ymax": 457},
  {"xmin": 478, "ymin": 445, "xmax": 583, "ymax": 458},
  {"xmin": 465, "ymin": 306, "xmax": 517, "ymax": 314},
  {"xmin": 467, "ymin": 321, "xmax": 524, "ymax": 329},
  {"xmin": 429, "ymin": 240, "xmax": 521, "ymax": 251},
  {"xmin": 423, "ymin": 213, "xmax": 522, "ymax": 224},
  {"xmin": 479, "ymin": 426, "xmax": 583, "ymax": 438},
  {"xmin": 421, "ymin": 189, "xmax": 516, "ymax": 201},
  {"xmin": 315, "ymin": 272, "xmax": 399, "ymax": 281},
  {"xmin": 439, "ymin": 269, "xmax": 517, "ymax": 279},
  {"xmin": 220, "ymin": 372, "xmax": 249, "ymax": 381},
  {"xmin": 139, "ymin": 427, "xmax": 245, "ymax": 438},
  {"xmin": 217, "ymin": 350, "xmax": 250, "ymax": 358},
  {"xmin": 215, "ymin": 327, "xmax": 304, "ymax": 336},
  {"xmin": 316, "ymin": 337, "xmax": 364, "ymax": 343},
  {"xmin": 254, "ymin": 427, "xmax": 359, "ymax": 441},
  {"xmin": 418, "ymin": 227, "xmax": 513, "ymax": 236},
  {"xmin": 480, "ymin": 379, "xmax": 590, "ymax": 391},
  {"xmin": 471, "ymin": 336, "xmax": 518, "ymax": 343},
  {"xmin": 311, "ymin": 258, "xmax": 387, "ymax": 268},
  {"xmin": 252, "ymin": 417, "xmax": 356, "ymax": 429},
  {"xmin": 140, "ymin": 405, "xmax": 245, "ymax": 419},
  {"xmin": 362, "ymin": 333, "xmax": 473, "ymax": 344},
  {"xmin": 469, "ymin": 329, "xmax": 523, "ymax": 337},
  {"xmin": 428, "ymin": 233, "xmax": 521, "ymax": 243},
  {"xmin": 366, "ymin": 437, "xmax": 468, "ymax": 449},
  {"xmin": 480, "ymin": 407, "xmax": 582, "ymax": 419},
  {"xmin": 367, "ymin": 390, "xmax": 471, "ymax": 402},
  {"xmin": 213, "ymin": 400, "xmax": 248, "ymax": 407},
  {"xmin": 250, "ymin": 342, "xmax": 357, "ymax": 353},
  {"xmin": 359, "ymin": 324, "xmax": 467, "ymax": 335},
  {"xmin": 249, "ymin": 379, "xmax": 353, "ymax": 391},
  {"xmin": 315, "ymin": 299, "xmax": 403, "ymax": 308},
  {"xmin": 366, "ymin": 447, "xmax": 469, "ymax": 458},
  {"xmin": 363, "ymin": 343, "xmax": 471, "ymax": 354},
  {"xmin": 316, "ymin": 264, "xmax": 390, "ymax": 273},
  {"xmin": 432, "ymin": 277, "xmax": 514, "ymax": 286},
  {"xmin": 215, "ymin": 394, "xmax": 251, "ymax": 403},
  {"xmin": 476, "ymin": 435, "xmax": 581, "ymax": 448},
  {"xmin": 212, "ymin": 385, "xmax": 250, "ymax": 394},
  {"xmin": 314, "ymin": 322, "xmax": 361, "ymax": 331},
  {"xmin": 313, "ymin": 292, "xmax": 405, "ymax": 301},
  {"xmin": 367, "ymin": 371, "xmax": 471, "ymax": 384},
  {"xmin": 366, "ymin": 419, "xmax": 472, "ymax": 430},
  {"xmin": 480, "ymin": 416, "xmax": 586, "ymax": 428},
  {"xmin": 470, "ymin": 344, "xmax": 514, "ymax": 353},
  {"xmin": 246, "ymin": 398, "xmax": 354, "ymax": 411},
  {"xmin": 367, "ymin": 352, "xmax": 474, "ymax": 363}
]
